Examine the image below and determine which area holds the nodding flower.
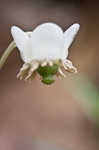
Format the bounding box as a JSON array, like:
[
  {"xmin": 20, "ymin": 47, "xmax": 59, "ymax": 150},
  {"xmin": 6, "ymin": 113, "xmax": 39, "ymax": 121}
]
[{"xmin": 0, "ymin": 22, "xmax": 80, "ymax": 84}]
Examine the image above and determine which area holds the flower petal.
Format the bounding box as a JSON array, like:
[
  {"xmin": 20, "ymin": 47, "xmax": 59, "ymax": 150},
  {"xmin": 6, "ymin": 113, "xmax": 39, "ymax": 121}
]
[
  {"xmin": 31, "ymin": 23, "xmax": 65, "ymax": 60},
  {"xmin": 11, "ymin": 26, "xmax": 32, "ymax": 63},
  {"xmin": 63, "ymin": 23, "xmax": 80, "ymax": 58}
]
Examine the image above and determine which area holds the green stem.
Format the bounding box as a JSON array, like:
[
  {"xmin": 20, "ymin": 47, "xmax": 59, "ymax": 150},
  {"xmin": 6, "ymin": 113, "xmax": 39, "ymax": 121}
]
[{"xmin": 0, "ymin": 41, "xmax": 16, "ymax": 70}]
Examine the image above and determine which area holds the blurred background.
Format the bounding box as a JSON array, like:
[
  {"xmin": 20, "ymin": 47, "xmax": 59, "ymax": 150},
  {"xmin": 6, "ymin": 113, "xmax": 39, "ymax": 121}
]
[{"xmin": 0, "ymin": 0, "xmax": 99, "ymax": 149}]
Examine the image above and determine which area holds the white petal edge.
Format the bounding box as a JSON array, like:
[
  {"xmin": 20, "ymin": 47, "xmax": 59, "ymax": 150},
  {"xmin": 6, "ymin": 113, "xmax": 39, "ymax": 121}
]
[
  {"xmin": 11, "ymin": 26, "xmax": 32, "ymax": 63},
  {"xmin": 63, "ymin": 23, "xmax": 80, "ymax": 59}
]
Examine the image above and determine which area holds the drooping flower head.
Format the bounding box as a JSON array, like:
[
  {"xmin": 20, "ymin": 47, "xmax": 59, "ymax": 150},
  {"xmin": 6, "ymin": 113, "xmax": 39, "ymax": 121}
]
[{"xmin": 11, "ymin": 22, "xmax": 80, "ymax": 84}]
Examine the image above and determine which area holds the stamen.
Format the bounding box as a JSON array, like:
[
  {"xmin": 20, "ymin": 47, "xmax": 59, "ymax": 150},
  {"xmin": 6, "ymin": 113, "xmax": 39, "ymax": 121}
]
[
  {"xmin": 58, "ymin": 67, "xmax": 66, "ymax": 77},
  {"xmin": 17, "ymin": 63, "xmax": 30, "ymax": 80},
  {"xmin": 48, "ymin": 60, "xmax": 53, "ymax": 66},
  {"xmin": 28, "ymin": 72, "xmax": 37, "ymax": 81},
  {"xmin": 25, "ymin": 61, "xmax": 39, "ymax": 80},
  {"xmin": 62, "ymin": 59, "xmax": 77, "ymax": 73},
  {"xmin": 62, "ymin": 61, "xmax": 67, "ymax": 70},
  {"xmin": 41, "ymin": 60, "xmax": 47, "ymax": 67}
]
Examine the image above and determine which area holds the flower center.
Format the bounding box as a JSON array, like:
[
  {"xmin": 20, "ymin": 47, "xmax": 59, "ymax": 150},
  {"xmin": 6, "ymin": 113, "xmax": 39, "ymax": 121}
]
[{"xmin": 17, "ymin": 59, "xmax": 77, "ymax": 85}]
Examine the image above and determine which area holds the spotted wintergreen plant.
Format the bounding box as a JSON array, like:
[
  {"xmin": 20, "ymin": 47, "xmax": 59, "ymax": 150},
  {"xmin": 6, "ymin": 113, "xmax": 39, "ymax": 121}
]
[{"xmin": 0, "ymin": 22, "xmax": 80, "ymax": 84}]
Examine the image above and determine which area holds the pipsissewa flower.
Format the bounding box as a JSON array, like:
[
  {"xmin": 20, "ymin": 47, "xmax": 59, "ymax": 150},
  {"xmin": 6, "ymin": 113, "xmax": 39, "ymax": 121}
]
[{"xmin": 0, "ymin": 22, "xmax": 80, "ymax": 84}]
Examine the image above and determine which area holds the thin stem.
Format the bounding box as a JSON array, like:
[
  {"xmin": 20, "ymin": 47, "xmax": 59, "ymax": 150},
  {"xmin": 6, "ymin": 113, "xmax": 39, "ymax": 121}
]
[{"xmin": 0, "ymin": 41, "xmax": 16, "ymax": 70}]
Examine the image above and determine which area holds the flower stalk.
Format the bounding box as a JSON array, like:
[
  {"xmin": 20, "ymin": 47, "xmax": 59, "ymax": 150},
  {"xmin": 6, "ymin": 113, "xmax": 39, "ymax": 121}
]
[{"xmin": 0, "ymin": 41, "xmax": 16, "ymax": 70}]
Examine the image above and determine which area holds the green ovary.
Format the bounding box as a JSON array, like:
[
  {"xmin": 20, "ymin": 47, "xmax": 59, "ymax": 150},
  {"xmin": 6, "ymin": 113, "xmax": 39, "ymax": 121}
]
[{"xmin": 37, "ymin": 64, "xmax": 58, "ymax": 85}]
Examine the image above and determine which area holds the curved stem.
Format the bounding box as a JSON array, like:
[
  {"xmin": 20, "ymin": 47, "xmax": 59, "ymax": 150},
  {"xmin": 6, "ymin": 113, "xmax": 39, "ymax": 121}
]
[{"xmin": 0, "ymin": 41, "xmax": 16, "ymax": 70}]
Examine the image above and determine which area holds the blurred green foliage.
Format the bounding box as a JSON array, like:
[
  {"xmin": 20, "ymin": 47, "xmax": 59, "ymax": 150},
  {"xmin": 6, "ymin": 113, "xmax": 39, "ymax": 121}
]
[{"xmin": 66, "ymin": 75, "xmax": 99, "ymax": 123}]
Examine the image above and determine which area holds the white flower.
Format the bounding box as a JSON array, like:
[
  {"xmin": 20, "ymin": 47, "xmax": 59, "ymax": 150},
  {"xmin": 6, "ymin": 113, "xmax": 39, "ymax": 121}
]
[{"xmin": 11, "ymin": 22, "xmax": 80, "ymax": 83}]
